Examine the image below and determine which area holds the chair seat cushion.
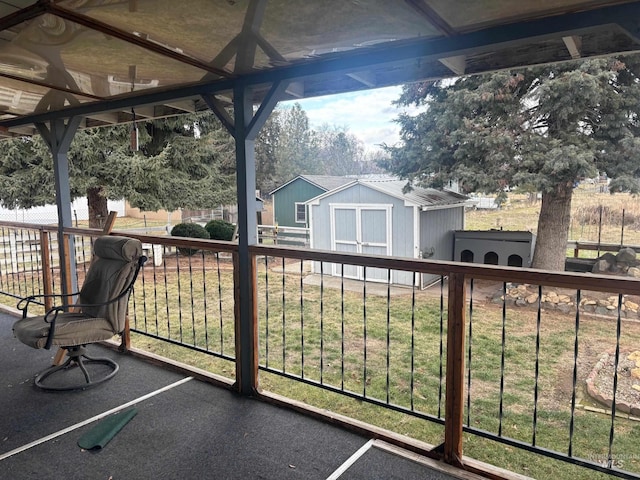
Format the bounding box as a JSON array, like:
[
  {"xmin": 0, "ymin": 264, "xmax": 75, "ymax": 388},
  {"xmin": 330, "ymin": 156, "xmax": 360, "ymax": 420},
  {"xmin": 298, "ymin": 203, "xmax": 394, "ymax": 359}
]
[{"xmin": 13, "ymin": 313, "xmax": 116, "ymax": 349}]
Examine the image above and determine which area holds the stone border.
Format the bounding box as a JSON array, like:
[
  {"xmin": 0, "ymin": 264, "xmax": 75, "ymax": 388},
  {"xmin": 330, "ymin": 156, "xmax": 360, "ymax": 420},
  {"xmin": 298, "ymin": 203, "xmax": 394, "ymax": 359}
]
[
  {"xmin": 490, "ymin": 283, "xmax": 640, "ymax": 320},
  {"xmin": 586, "ymin": 352, "xmax": 640, "ymax": 416}
]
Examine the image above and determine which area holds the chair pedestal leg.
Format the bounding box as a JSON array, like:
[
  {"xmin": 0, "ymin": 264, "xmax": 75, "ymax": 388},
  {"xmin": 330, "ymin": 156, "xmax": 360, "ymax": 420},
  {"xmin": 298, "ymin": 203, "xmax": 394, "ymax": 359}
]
[
  {"xmin": 35, "ymin": 346, "xmax": 119, "ymax": 391},
  {"xmin": 53, "ymin": 347, "xmax": 67, "ymax": 366}
]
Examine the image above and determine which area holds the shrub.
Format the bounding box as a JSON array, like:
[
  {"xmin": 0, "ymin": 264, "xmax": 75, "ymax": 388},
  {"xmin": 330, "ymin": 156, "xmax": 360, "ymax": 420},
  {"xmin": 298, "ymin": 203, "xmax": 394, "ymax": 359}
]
[
  {"xmin": 205, "ymin": 219, "xmax": 235, "ymax": 241},
  {"xmin": 170, "ymin": 222, "xmax": 210, "ymax": 256}
]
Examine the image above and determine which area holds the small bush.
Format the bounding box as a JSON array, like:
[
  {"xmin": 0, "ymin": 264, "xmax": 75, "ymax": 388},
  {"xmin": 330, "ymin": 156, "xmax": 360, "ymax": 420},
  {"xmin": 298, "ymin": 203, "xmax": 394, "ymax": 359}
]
[
  {"xmin": 171, "ymin": 222, "xmax": 210, "ymax": 256},
  {"xmin": 205, "ymin": 219, "xmax": 235, "ymax": 241}
]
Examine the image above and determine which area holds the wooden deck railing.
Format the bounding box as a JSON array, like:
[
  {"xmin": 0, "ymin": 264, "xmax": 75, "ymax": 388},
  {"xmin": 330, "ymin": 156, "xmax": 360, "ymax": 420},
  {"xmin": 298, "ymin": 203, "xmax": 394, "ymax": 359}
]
[{"xmin": 1, "ymin": 220, "xmax": 640, "ymax": 479}]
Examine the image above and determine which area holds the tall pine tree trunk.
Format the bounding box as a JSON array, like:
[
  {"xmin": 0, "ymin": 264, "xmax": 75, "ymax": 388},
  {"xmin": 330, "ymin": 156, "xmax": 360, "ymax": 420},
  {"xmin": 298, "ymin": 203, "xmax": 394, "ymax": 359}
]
[
  {"xmin": 531, "ymin": 182, "xmax": 573, "ymax": 271},
  {"xmin": 87, "ymin": 186, "xmax": 108, "ymax": 229}
]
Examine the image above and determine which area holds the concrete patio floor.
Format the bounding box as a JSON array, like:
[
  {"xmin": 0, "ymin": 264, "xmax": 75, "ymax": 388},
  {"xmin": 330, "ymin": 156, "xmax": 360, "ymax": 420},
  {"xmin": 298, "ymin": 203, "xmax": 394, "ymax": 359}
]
[{"xmin": 0, "ymin": 311, "xmax": 492, "ymax": 480}]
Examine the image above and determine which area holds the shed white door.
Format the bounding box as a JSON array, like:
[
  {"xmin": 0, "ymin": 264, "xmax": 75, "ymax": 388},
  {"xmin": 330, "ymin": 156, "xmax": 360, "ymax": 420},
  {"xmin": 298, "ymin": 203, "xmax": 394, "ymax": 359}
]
[{"xmin": 331, "ymin": 205, "xmax": 392, "ymax": 281}]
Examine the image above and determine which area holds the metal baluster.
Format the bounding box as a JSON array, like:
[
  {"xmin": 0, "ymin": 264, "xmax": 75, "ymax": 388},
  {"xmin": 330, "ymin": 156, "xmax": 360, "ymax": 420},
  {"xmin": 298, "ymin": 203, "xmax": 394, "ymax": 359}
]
[
  {"xmin": 320, "ymin": 261, "xmax": 324, "ymax": 384},
  {"xmin": 264, "ymin": 254, "xmax": 269, "ymax": 368},
  {"xmin": 0, "ymin": 227, "xmax": 6, "ymax": 293},
  {"xmin": 607, "ymin": 293, "xmax": 624, "ymax": 468},
  {"xmin": 151, "ymin": 245, "xmax": 160, "ymax": 336},
  {"xmin": 438, "ymin": 275, "xmax": 445, "ymax": 418},
  {"xmin": 202, "ymin": 250, "xmax": 209, "ymax": 351},
  {"xmin": 466, "ymin": 278, "xmax": 474, "ymax": 427},
  {"xmin": 140, "ymin": 242, "xmax": 149, "ymax": 333},
  {"xmin": 48, "ymin": 232, "xmax": 57, "ymax": 296},
  {"xmin": 131, "ymin": 273, "xmax": 139, "ymax": 329},
  {"xmin": 282, "ymin": 257, "xmax": 286, "ymax": 373},
  {"xmin": 498, "ymin": 281, "xmax": 507, "ymax": 437},
  {"xmin": 17, "ymin": 229, "xmax": 26, "ymax": 296},
  {"xmin": 300, "ymin": 259, "xmax": 305, "ymax": 378},
  {"xmin": 532, "ymin": 285, "xmax": 542, "ymax": 446},
  {"xmin": 175, "ymin": 248, "xmax": 183, "ymax": 342},
  {"xmin": 386, "ymin": 268, "xmax": 391, "ymax": 404},
  {"xmin": 163, "ymin": 246, "xmax": 171, "ymax": 340},
  {"xmin": 217, "ymin": 252, "xmax": 224, "ymax": 354},
  {"xmin": 568, "ymin": 289, "xmax": 581, "ymax": 457},
  {"xmin": 341, "ymin": 263, "xmax": 345, "ymax": 390},
  {"xmin": 188, "ymin": 252, "xmax": 196, "ymax": 345},
  {"xmin": 363, "ymin": 266, "xmax": 368, "ymax": 398},
  {"xmin": 4, "ymin": 230, "xmax": 17, "ymax": 294},
  {"xmin": 410, "ymin": 271, "xmax": 416, "ymax": 411}
]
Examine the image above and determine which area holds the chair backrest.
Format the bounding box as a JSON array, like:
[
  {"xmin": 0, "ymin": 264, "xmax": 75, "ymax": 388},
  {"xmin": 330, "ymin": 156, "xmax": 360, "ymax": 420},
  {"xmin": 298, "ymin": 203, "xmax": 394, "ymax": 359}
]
[{"xmin": 78, "ymin": 236, "xmax": 143, "ymax": 333}]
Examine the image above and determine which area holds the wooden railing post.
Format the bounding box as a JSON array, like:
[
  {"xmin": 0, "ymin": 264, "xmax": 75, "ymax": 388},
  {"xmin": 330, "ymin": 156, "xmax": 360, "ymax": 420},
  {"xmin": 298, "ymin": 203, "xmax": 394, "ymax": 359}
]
[
  {"xmin": 40, "ymin": 229, "xmax": 53, "ymax": 311},
  {"xmin": 444, "ymin": 272, "xmax": 467, "ymax": 467},
  {"xmin": 233, "ymin": 251, "xmax": 259, "ymax": 394},
  {"xmin": 61, "ymin": 233, "xmax": 73, "ymax": 304}
]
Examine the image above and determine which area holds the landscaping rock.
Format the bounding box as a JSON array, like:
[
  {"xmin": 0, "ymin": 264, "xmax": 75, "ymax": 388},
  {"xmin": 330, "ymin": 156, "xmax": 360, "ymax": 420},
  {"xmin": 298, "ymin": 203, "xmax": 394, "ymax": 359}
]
[
  {"xmin": 616, "ymin": 247, "xmax": 638, "ymax": 265},
  {"xmin": 589, "ymin": 249, "xmax": 640, "ymax": 276},
  {"xmin": 592, "ymin": 258, "xmax": 612, "ymax": 273}
]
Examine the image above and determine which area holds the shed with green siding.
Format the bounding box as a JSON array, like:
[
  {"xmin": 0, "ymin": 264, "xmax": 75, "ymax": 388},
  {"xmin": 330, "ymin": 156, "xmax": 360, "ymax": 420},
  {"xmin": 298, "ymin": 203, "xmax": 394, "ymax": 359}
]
[{"xmin": 269, "ymin": 175, "xmax": 353, "ymax": 227}]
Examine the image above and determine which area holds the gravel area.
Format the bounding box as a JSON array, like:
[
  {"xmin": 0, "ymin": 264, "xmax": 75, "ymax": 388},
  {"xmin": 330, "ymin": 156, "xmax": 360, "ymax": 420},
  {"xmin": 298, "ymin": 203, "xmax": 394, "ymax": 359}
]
[{"xmin": 591, "ymin": 353, "xmax": 640, "ymax": 413}]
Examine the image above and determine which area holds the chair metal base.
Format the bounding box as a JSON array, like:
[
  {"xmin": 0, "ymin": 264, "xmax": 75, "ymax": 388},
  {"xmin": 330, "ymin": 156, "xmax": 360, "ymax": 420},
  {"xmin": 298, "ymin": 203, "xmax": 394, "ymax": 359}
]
[{"xmin": 34, "ymin": 345, "xmax": 119, "ymax": 391}]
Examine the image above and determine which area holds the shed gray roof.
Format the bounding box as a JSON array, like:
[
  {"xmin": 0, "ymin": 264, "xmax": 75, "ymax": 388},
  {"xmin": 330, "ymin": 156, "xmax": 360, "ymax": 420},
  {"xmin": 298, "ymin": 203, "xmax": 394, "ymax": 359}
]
[
  {"xmin": 307, "ymin": 178, "xmax": 468, "ymax": 209},
  {"xmin": 361, "ymin": 179, "xmax": 468, "ymax": 208}
]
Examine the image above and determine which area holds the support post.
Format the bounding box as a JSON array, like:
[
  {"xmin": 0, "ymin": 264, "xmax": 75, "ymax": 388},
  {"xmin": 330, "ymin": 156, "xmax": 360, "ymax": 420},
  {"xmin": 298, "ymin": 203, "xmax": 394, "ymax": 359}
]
[
  {"xmin": 36, "ymin": 117, "xmax": 81, "ymax": 301},
  {"xmin": 208, "ymin": 78, "xmax": 286, "ymax": 395},
  {"xmin": 444, "ymin": 272, "xmax": 467, "ymax": 467},
  {"xmin": 233, "ymin": 85, "xmax": 259, "ymax": 395}
]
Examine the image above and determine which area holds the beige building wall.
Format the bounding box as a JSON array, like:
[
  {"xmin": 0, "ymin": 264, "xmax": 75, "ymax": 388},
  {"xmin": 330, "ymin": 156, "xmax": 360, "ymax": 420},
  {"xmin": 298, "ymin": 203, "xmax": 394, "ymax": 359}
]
[{"xmin": 125, "ymin": 201, "xmax": 182, "ymax": 222}]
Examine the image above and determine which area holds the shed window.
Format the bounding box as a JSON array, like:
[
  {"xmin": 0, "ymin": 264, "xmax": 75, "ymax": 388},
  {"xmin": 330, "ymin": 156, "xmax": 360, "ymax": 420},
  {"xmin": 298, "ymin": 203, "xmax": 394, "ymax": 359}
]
[{"xmin": 295, "ymin": 203, "xmax": 306, "ymax": 223}]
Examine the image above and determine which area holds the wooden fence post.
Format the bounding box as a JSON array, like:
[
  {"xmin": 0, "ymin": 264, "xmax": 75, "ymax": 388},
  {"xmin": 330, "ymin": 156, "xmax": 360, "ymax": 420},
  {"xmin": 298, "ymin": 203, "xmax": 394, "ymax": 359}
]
[{"xmin": 444, "ymin": 272, "xmax": 467, "ymax": 467}]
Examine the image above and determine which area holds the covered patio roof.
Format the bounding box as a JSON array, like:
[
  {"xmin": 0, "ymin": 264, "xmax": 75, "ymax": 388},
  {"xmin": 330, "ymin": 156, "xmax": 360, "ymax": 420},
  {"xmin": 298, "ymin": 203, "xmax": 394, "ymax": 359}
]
[{"xmin": 0, "ymin": 0, "xmax": 638, "ymax": 136}]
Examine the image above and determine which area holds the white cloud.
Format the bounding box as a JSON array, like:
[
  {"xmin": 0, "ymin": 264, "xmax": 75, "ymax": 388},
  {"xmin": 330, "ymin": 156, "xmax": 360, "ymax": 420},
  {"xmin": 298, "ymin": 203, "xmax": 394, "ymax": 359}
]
[{"xmin": 280, "ymin": 86, "xmax": 423, "ymax": 152}]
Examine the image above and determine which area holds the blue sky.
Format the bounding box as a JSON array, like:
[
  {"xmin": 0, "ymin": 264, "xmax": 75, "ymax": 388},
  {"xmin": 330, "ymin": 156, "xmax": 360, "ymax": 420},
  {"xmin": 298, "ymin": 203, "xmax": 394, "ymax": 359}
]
[{"xmin": 279, "ymin": 85, "xmax": 422, "ymax": 153}]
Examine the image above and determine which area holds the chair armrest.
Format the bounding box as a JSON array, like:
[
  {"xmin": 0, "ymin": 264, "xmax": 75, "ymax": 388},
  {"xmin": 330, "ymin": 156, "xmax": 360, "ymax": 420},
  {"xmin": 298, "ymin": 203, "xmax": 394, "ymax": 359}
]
[{"xmin": 17, "ymin": 292, "xmax": 79, "ymax": 318}]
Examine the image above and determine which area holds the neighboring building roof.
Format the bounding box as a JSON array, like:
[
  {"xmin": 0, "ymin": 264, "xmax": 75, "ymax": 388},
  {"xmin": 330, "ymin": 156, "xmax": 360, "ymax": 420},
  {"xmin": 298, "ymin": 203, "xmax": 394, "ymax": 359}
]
[
  {"xmin": 307, "ymin": 178, "xmax": 468, "ymax": 209},
  {"xmin": 269, "ymin": 175, "xmax": 355, "ymax": 195}
]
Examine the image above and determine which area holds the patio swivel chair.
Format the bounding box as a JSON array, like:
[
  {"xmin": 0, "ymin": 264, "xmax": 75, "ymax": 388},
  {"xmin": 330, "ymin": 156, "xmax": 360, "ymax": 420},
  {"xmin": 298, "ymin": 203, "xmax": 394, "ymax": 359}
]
[{"xmin": 13, "ymin": 235, "xmax": 147, "ymax": 391}]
